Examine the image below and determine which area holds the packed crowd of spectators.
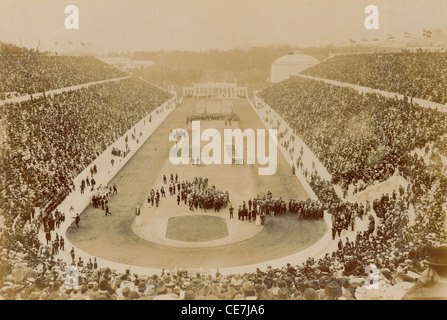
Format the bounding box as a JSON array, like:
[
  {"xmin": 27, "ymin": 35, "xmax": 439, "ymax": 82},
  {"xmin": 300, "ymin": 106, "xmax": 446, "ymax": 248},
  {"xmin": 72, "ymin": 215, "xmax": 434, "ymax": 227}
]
[
  {"xmin": 1, "ymin": 48, "xmax": 447, "ymax": 300},
  {"xmin": 250, "ymin": 74, "xmax": 447, "ymax": 299},
  {"xmin": 0, "ymin": 42, "xmax": 127, "ymax": 100},
  {"xmin": 186, "ymin": 112, "xmax": 240, "ymax": 125},
  {"xmin": 0, "ymin": 231, "xmax": 442, "ymax": 300},
  {"xmin": 433, "ymin": 135, "xmax": 447, "ymax": 158},
  {"xmin": 0, "ymin": 78, "xmax": 171, "ymax": 237},
  {"xmin": 259, "ymin": 76, "xmax": 447, "ymax": 195},
  {"xmin": 301, "ymin": 50, "xmax": 447, "ymax": 104}
]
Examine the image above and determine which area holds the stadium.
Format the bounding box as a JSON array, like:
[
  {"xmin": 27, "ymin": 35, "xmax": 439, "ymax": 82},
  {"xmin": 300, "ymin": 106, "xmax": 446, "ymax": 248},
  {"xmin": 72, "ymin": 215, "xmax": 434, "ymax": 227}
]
[{"xmin": 1, "ymin": 0, "xmax": 447, "ymax": 302}]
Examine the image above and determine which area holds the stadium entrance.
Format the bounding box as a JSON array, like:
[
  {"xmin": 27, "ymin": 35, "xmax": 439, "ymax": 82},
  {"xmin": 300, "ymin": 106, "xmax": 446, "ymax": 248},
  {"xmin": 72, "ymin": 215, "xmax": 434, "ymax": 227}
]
[{"xmin": 182, "ymin": 83, "xmax": 248, "ymax": 98}]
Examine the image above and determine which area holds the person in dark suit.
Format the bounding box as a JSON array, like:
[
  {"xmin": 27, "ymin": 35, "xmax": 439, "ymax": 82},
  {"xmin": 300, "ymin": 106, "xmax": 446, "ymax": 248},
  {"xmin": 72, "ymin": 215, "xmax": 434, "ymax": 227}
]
[
  {"xmin": 229, "ymin": 205, "xmax": 234, "ymax": 219},
  {"xmin": 59, "ymin": 237, "xmax": 64, "ymax": 251},
  {"xmin": 74, "ymin": 214, "xmax": 80, "ymax": 228},
  {"xmin": 45, "ymin": 230, "xmax": 51, "ymax": 245},
  {"xmin": 244, "ymin": 207, "xmax": 249, "ymax": 221}
]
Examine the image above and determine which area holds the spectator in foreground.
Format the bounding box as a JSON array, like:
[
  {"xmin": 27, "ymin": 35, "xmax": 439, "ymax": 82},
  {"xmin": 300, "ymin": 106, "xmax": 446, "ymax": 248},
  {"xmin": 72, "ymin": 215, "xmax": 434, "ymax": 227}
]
[{"xmin": 402, "ymin": 245, "xmax": 447, "ymax": 300}]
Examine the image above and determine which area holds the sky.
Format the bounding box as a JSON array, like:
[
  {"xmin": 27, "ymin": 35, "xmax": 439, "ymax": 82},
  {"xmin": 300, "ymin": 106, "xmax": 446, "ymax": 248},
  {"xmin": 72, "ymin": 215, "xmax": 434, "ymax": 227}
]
[{"xmin": 0, "ymin": 0, "xmax": 446, "ymax": 53}]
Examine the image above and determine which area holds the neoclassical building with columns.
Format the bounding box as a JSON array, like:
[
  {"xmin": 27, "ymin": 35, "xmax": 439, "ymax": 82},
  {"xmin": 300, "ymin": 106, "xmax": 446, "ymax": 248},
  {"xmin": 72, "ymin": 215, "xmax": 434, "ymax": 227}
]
[{"xmin": 183, "ymin": 83, "xmax": 247, "ymax": 98}]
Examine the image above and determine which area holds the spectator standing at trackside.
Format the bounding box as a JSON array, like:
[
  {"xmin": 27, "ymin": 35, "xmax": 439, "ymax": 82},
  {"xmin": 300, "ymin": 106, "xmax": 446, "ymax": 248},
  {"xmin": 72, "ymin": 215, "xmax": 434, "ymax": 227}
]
[
  {"xmin": 105, "ymin": 204, "xmax": 111, "ymax": 216},
  {"xmin": 59, "ymin": 237, "xmax": 65, "ymax": 251},
  {"xmin": 74, "ymin": 214, "xmax": 80, "ymax": 228}
]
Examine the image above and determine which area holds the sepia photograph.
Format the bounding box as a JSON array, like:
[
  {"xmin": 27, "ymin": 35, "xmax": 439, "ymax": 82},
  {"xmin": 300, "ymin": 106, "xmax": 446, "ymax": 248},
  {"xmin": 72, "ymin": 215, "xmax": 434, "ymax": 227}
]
[{"xmin": 0, "ymin": 0, "xmax": 446, "ymax": 306}]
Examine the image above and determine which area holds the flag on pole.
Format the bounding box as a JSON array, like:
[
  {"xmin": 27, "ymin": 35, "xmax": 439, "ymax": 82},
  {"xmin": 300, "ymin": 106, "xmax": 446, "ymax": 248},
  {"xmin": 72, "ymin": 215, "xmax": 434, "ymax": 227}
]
[
  {"xmin": 349, "ymin": 39, "xmax": 356, "ymax": 44},
  {"xmin": 387, "ymin": 34, "xmax": 395, "ymax": 40},
  {"xmin": 404, "ymin": 31, "xmax": 411, "ymax": 38}
]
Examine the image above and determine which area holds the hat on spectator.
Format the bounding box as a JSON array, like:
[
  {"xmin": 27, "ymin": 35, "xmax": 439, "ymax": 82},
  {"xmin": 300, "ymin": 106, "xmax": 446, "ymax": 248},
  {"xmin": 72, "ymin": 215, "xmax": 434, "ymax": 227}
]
[
  {"xmin": 137, "ymin": 282, "xmax": 146, "ymax": 292},
  {"xmin": 303, "ymin": 288, "xmax": 318, "ymax": 300},
  {"xmin": 324, "ymin": 282, "xmax": 342, "ymax": 299},
  {"xmin": 121, "ymin": 287, "xmax": 130, "ymax": 298},
  {"xmin": 128, "ymin": 291, "xmax": 140, "ymax": 300},
  {"xmin": 423, "ymin": 246, "xmax": 447, "ymax": 268},
  {"xmin": 157, "ymin": 285, "xmax": 168, "ymax": 295},
  {"xmin": 276, "ymin": 279, "xmax": 286, "ymax": 288},
  {"xmin": 277, "ymin": 288, "xmax": 289, "ymax": 300}
]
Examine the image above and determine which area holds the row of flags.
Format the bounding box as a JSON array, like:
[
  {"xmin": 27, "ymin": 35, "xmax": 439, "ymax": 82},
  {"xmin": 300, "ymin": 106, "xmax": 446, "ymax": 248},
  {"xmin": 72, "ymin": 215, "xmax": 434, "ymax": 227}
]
[
  {"xmin": 348, "ymin": 29, "xmax": 434, "ymax": 44},
  {"xmin": 35, "ymin": 28, "xmax": 435, "ymax": 50},
  {"xmin": 54, "ymin": 41, "xmax": 89, "ymax": 46}
]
